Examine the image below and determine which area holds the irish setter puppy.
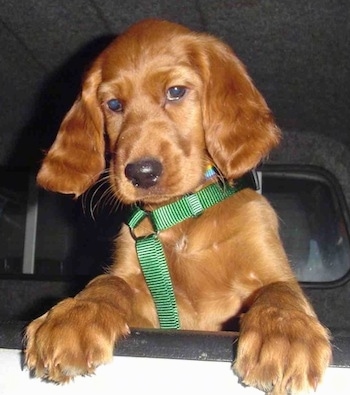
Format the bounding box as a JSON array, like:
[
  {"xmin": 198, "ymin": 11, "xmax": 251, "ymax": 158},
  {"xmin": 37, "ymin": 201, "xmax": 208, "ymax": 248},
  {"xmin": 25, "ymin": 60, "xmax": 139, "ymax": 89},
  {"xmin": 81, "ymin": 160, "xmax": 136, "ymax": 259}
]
[{"xmin": 25, "ymin": 19, "xmax": 331, "ymax": 394}]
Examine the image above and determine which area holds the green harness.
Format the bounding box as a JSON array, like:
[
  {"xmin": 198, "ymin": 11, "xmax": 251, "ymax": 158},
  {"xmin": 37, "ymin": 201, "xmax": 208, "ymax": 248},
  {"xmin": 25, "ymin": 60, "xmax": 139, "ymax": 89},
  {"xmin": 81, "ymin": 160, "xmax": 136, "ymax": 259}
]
[{"xmin": 126, "ymin": 176, "xmax": 251, "ymax": 329}]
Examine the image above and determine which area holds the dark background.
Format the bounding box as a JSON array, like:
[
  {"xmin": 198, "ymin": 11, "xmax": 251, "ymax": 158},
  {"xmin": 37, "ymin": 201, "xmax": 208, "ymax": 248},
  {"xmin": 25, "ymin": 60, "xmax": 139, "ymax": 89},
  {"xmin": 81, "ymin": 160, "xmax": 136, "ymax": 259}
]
[{"xmin": 0, "ymin": 1, "xmax": 349, "ymax": 169}]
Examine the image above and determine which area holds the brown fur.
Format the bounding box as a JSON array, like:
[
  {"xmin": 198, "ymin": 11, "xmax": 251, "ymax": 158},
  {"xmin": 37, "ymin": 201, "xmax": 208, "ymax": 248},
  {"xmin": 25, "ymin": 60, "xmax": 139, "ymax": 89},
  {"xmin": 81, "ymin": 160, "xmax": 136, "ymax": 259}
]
[{"xmin": 26, "ymin": 19, "xmax": 331, "ymax": 394}]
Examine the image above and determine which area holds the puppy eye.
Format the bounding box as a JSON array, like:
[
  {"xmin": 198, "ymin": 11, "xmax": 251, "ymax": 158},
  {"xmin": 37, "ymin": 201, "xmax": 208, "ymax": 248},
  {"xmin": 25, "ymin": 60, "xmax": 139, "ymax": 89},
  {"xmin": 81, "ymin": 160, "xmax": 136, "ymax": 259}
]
[
  {"xmin": 166, "ymin": 86, "xmax": 187, "ymax": 101},
  {"xmin": 107, "ymin": 99, "xmax": 123, "ymax": 112}
]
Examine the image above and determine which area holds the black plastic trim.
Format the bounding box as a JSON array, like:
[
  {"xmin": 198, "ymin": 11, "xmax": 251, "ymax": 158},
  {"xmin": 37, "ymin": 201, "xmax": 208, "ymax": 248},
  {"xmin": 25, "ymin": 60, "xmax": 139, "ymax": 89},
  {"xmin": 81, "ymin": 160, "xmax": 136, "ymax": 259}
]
[{"xmin": 0, "ymin": 322, "xmax": 349, "ymax": 368}]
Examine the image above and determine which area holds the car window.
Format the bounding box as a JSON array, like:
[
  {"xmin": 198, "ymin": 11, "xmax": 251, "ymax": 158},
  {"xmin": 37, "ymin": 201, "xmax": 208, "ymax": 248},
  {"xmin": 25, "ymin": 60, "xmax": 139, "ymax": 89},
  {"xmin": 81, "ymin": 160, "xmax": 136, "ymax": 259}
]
[
  {"xmin": 263, "ymin": 165, "xmax": 350, "ymax": 284},
  {"xmin": 1, "ymin": 165, "xmax": 350, "ymax": 285}
]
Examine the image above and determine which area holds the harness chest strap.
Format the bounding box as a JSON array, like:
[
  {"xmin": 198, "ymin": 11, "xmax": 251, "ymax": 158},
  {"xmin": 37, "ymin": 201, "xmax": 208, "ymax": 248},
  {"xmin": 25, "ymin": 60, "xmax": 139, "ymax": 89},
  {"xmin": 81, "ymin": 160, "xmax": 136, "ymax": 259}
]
[{"xmin": 126, "ymin": 178, "xmax": 250, "ymax": 329}]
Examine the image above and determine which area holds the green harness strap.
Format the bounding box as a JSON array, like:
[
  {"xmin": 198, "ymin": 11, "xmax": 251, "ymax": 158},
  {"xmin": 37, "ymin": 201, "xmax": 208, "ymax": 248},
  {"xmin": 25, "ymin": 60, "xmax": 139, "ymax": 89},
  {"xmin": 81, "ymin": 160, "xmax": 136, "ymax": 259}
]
[{"xmin": 127, "ymin": 179, "xmax": 248, "ymax": 329}]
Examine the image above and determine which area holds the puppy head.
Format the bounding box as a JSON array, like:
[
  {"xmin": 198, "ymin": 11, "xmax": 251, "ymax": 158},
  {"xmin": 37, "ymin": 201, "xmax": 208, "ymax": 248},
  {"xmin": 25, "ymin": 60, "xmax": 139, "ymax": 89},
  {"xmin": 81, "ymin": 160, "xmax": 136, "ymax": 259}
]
[{"xmin": 37, "ymin": 19, "xmax": 280, "ymax": 202}]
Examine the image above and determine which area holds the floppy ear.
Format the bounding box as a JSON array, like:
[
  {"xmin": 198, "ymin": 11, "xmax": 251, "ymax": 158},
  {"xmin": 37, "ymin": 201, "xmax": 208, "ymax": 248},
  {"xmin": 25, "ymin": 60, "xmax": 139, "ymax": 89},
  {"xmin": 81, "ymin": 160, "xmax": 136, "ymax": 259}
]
[
  {"xmin": 194, "ymin": 35, "xmax": 281, "ymax": 180},
  {"xmin": 36, "ymin": 62, "xmax": 105, "ymax": 197}
]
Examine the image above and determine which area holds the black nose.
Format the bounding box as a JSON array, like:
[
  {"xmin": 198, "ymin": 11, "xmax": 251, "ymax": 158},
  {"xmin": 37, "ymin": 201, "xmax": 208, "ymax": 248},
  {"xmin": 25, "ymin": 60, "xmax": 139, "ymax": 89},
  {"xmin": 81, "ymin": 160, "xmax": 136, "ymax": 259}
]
[{"xmin": 125, "ymin": 158, "xmax": 163, "ymax": 189}]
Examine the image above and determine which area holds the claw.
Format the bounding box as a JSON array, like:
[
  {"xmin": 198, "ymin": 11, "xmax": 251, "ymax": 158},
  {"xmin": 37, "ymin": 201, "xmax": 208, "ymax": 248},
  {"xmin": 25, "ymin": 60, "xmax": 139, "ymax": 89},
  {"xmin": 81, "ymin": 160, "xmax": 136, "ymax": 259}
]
[
  {"xmin": 87, "ymin": 357, "xmax": 94, "ymax": 369},
  {"xmin": 312, "ymin": 377, "xmax": 319, "ymax": 392}
]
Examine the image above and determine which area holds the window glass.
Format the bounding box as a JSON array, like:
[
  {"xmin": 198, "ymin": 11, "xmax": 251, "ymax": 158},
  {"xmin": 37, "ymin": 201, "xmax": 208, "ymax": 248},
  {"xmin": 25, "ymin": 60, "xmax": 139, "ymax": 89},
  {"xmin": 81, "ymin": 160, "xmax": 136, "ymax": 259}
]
[
  {"xmin": 0, "ymin": 169, "xmax": 28, "ymax": 274},
  {"xmin": 263, "ymin": 167, "xmax": 350, "ymax": 283}
]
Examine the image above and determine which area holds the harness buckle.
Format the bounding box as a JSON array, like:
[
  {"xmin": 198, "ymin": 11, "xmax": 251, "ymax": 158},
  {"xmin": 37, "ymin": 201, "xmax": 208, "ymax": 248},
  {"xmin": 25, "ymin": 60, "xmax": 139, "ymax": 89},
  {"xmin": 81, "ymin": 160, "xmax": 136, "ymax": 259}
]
[{"xmin": 129, "ymin": 210, "xmax": 160, "ymax": 241}]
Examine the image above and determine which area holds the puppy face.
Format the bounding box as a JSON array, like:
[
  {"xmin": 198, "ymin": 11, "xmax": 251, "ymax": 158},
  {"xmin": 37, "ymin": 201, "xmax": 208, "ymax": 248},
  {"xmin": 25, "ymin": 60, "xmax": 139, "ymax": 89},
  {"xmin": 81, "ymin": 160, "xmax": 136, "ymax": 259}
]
[{"xmin": 98, "ymin": 25, "xmax": 207, "ymax": 204}]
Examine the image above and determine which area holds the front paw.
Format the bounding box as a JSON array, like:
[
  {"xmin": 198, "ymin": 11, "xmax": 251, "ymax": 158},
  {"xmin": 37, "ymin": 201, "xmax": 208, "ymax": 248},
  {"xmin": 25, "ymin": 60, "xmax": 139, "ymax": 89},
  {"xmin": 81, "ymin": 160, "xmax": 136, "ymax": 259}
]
[
  {"xmin": 25, "ymin": 298, "xmax": 130, "ymax": 383},
  {"xmin": 233, "ymin": 307, "xmax": 332, "ymax": 395}
]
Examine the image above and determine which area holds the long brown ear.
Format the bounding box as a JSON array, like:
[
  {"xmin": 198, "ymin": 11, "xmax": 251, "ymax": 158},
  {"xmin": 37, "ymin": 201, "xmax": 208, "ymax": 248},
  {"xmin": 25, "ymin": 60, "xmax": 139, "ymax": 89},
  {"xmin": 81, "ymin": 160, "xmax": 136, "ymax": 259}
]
[
  {"xmin": 37, "ymin": 62, "xmax": 105, "ymax": 197},
  {"xmin": 193, "ymin": 35, "xmax": 281, "ymax": 180}
]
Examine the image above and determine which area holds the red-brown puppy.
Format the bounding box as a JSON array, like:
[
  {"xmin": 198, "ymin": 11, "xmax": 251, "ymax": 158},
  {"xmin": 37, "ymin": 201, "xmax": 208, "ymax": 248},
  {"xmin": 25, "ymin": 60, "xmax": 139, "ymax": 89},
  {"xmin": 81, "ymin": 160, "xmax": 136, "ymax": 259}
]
[{"xmin": 25, "ymin": 19, "xmax": 331, "ymax": 394}]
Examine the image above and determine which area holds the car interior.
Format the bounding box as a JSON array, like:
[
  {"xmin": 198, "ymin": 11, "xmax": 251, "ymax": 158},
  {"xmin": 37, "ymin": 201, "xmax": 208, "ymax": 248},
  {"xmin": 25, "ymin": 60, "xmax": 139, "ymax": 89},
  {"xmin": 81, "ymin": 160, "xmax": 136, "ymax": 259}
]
[{"xmin": 1, "ymin": 0, "xmax": 350, "ymax": 380}]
